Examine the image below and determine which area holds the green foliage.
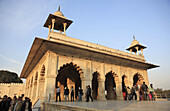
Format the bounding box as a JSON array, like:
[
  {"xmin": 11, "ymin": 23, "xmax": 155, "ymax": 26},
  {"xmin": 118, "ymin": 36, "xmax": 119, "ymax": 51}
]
[{"xmin": 0, "ymin": 70, "xmax": 23, "ymax": 83}]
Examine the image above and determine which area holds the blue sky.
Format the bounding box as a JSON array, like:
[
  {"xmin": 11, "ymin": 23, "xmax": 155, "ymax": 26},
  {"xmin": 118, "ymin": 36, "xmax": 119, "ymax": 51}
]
[{"xmin": 0, "ymin": 0, "xmax": 170, "ymax": 89}]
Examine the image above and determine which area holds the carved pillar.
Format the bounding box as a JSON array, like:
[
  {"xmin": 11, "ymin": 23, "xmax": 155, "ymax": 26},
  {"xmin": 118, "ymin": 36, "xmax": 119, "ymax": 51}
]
[
  {"xmin": 32, "ymin": 82, "xmax": 37, "ymax": 101},
  {"xmin": 63, "ymin": 23, "xmax": 67, "ymax": 35},
  {"xmin": 48, "ymin": 25, "xmax": 51, "ymax": 35},
  {"xmin": 31, "ymin": 76, "xmax": 35, "ymax": 100},
  {"xmin": 38, "ymin": 80, "xmax": 45, "ymax": 100},
  {"xmin": 43, "ymin": 51, "xmax": 57, "ymax": 103},
  {"xmin": 115, "ymin": 80, "xmax": 123, "ymax": 100},
  {"xmin": 25, "ymin": 80, "xmax": 29, "ymax": 97},
  {"xmin": 35, "ymin": 80, "xmax": 39, "ymax": 99},
  {"xmin": 136, "ymin": 47, "xmax": 139, "ymax": 55},
  {"xmin": 130, "ymin": 49, "xmax": 132, "ymax": 54},
  {"xmin": 52, "ymin": 19, "xmax": 55, "ymax": 31},
  {"xmin": 116, "ymin": 66, "xmax": 123, "ymax": 100},
  {"xmin": 141, "ymin": 48, "xmax": 144, "ymax": 56},
  {"xmin": 98, "ymin": 79, "xmax": 106, "ymax": 100},
  {"xmin": 81, "ymin": 78, "xmax": 89, "ymax": 101}
]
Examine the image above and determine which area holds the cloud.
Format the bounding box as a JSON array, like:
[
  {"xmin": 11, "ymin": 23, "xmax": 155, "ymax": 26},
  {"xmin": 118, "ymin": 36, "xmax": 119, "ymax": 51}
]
[{"xmin": 0, "ymin": 54, "xmax": 21, "ymax": 65}]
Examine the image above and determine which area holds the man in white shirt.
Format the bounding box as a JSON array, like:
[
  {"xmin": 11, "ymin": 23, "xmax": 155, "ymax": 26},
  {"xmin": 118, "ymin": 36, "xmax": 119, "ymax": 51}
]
[{"xmin": 56, "ymin": 86, "xmax": 61, "ymax": 102}]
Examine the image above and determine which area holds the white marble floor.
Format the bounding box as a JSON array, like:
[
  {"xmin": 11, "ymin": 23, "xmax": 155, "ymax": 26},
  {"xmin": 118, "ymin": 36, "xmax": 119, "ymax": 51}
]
[{"xmin": 48, "ymin": 100, "xmax": 170, "ymax": 111}]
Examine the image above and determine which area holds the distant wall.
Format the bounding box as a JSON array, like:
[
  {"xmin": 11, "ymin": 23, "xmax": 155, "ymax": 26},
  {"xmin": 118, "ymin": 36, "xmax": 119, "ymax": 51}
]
[{"xmin": 0, "ymin": 83, "xmax": 25, "ymax": 98}]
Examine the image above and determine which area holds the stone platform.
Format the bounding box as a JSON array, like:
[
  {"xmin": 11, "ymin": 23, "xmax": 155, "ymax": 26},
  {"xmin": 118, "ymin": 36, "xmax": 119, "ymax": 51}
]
[{"xmin": 44, "ymin": 100, "xmax": 170, "ymax": 111}]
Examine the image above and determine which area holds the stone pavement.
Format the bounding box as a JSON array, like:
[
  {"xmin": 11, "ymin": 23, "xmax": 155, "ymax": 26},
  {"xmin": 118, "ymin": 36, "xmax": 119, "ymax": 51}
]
[{"xmin": 44, "ymin": 100, "xmax": 170, "ymax": 111}]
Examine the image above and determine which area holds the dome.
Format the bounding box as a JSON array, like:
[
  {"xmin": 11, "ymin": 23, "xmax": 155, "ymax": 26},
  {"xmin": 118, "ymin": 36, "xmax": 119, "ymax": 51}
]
[
  {"xmin": 131, "ymin": 39, "xmax": 139, "ymax": 46},
  {"xmin": 53, "ymin": 11, "xmax": 64, "ymax": 17}
]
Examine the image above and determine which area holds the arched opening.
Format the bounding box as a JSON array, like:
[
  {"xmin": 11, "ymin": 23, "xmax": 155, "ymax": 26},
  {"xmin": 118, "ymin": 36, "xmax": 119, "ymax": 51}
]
[
  {"xmin": 26, "ymin": 79, "xmax": 30, "ymax": 96},
  {"xmin": 38, "ymin": 65, "xmax": 46, "ymax": 99},
  {"xmin": 92, "ymin": 72, "xmax": 99, "ymax": 100},
  {"xmin": 35, "ymin": 72, "xmax": 38, "ymax": 84},
  {"xmin": 31, "ymin": 76, "xmax": 33, "ymax": 86},
  {"xmin": 40, "ymin": 65, "xmax": 45, "ymax": 80},
  {"xmin": 56, "ymin": 62, "xmax": 82, "ymax": 100},
  {"xmin": 122, "ymin": 75, "xmax": 127, "ymax": 92},
  {"xmin": 133, "ymin": 73, "xmax": 144, "ymax": 86},
  {"xmin": 29, "ymin": 76, "xmax": 33, "ymax": 97},
  {"xmin": 105, "ymin": 71, "xmax": 117, "ymax": 100}
]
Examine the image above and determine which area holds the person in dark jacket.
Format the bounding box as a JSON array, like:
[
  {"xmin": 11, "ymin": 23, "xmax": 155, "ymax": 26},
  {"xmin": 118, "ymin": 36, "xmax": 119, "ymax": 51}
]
[
  {"xmin": 21, "ymin": 98, "xmax": 32, "ymax": 111},
  {"xmin": 56, "ymin": 86, "xmax": 61, "ymax": 102},
  {"xmin": 0, "ymin": 95, "xmax": 10, "ymax": 111},
  {"xmin": 86, "ymin": 85, "xmax": 93, "ymax": 102},
  {"xmin": 141, "ymin": 82, "xmax": 148, "ymax": 100},
  {"xmin": 64, "ymin": 87, "xmax": 69, "ymax": 102},
  {"xmin": 78, "ymin": 87, "xmax": 83, "ymax": 102},
  {"xmin": 70, "ymin": 86, "xmax": 74, "ymax": 102},
  {"xmin": 131, "ymin": 85, "xmax": 137, "ymax": 100}
]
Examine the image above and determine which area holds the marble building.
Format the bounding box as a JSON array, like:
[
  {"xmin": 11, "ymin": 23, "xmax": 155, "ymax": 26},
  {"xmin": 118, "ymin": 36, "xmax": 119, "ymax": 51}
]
[{"xmin": 20, "ymin": 6, "xmax": 158, "ymax": 107}]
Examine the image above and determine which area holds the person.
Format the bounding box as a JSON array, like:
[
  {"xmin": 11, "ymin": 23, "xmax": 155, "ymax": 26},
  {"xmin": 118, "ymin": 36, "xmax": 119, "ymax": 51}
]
[
  {"xmin": 86, "ymin": 85, "xmax": 93, "ymax": 102},
  {"xmin": 131, "ymin": 85, "xmax": 137, "ymax": 100},
  {"xmin": 127, "ymin": 86, "xmax": 131, "ymax": 100},
  {"xmin": 135, "ymin": 83, "xmax": 140, "ymax": 101},
  {"xmin": 10, "ymin": 96, "xmax": 18, "ymax": 111},
  {"xmin": 23, "ymin": 97, "xmax": 27, "ymax": 103},
  {"xmin": 70, "ymin": 86, "xmax": 74, "ymax": 102},
  {"xmin": 141, "ymin": 82, "xmax": 148, "ymax": 100},
  {"xmin": 0, "ymin": 95, "xmax": 10, "ymax": 111},
  {"xmin": 113, "ymin": 87, "xmax": 116, "ymax": 96},
  {"xmin": 7, "ymin": 97, "xmax": 12, "ymax": 108},
  {"xmin": 122, "ymin": 86, "xmax": 127, "ymax": 100},
  {"xmin": 21, "ymin": 98, "xmax": 32, "ymax": 111},
  {"xmin": 149, "ymin": 84, "xmax": 155, "ymax": 101},
  {"xmin": 139, "ymin": 85, "xmax": 143, "ymax": 101},
  {"xmin": 85, "ymin": 86, "xmax": 88, "ymax": 101},
  {"xmin": 64, "ymin": 87, "xmax": 69, "ymax": 102},
  {"xmin": 78, "ymin": 87, "xmax": 83, "ymax": 102},
  {"xmin": 56, "ymin": 86, "xmax": 61, "ymax": 102},
  {"xmin": 14, "ymin": 97, "xmax": 23, "ymax": 111}
]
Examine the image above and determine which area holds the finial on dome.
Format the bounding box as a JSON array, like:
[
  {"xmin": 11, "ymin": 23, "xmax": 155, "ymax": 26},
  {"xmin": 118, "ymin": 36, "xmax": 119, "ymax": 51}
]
[
  {"xmin": 133, "ymin": 35, "xmax": 135, "ymax": 40},
  {"xmin": 58, "ymin": 5, "xmax": 60, "ymax": 11}
]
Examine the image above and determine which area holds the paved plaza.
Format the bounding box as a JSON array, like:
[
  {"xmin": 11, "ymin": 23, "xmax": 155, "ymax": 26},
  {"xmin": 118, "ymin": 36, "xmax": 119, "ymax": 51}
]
[{"xmin": 43, "ymin": 100, "xmax": 170, "ymax": 111}]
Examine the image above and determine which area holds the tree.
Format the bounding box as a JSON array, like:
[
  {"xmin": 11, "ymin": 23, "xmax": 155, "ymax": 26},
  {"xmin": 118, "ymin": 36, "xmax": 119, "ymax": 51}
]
[{"xmin": 0, "ymin": 70, "xmax": 23, "ymax": 83}]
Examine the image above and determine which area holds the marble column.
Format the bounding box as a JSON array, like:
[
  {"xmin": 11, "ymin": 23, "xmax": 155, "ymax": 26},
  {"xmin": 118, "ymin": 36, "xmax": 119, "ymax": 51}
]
[
  {"xmin": 136, "ymin": 47, "xmax": 139, "ymax": 55},
  {"xmin": 115, "ymin": 81, "xmax": 123, "ymax": 100},
  {"xmin": 31, "ymin": 82, "xmax": 37, "ymax": 101},
  {"xmin": 63, "ymin": 23, "xmax": 67, "ymax": 35},
  {"xmin": 98, "ymin": 79, "xmax": 106, "ymax": 100},
  {"xmin": 52, "ymin": 19, "xmax": 55, "ymax": 31},
  {"xmin": 43, "ymin": 52, "xmax": 57, "ymax": 102},
  {"xmin": 141, "ymin": 49, "xmax": 144, "ymax": 56},
  {"xmin": 48, "ymin": 25, "xmax": 51, "ymax": 35}
]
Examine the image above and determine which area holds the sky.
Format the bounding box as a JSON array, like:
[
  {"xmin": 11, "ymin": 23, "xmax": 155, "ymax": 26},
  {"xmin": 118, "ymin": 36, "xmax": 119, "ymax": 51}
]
[{"xmin": 0, "ymin": 0, "xmax": 170, "ymax": 90}]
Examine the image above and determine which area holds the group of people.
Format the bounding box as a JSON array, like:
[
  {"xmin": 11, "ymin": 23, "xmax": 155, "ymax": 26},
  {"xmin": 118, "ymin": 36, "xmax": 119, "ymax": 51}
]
[
  {"xmin": 56, "ymin": 85, "xmax": 93, "ymax": 102},
  {"xmin": 0, "ymin": 95, "xmax": 32, "ymax": 111},
  {"xmin": 122, "ymin": 82, "xmax": 155, "ymax": 101}
]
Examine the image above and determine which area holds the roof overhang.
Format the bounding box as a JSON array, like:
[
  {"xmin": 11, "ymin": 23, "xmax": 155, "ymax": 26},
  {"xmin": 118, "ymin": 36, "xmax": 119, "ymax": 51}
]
[
  {"xmin": 126, "ymin": 44, "xmax": 147, "ymax": 52},
  {"xmin": 20, "ymin": 37, "xmax": 159, "ymax": 78}
]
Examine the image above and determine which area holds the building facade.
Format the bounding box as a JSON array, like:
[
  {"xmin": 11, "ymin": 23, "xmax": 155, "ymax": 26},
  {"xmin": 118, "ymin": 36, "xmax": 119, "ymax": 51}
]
[{"xmin": 20, "ymin": 7, "xmax": 158, "ymax": 107}]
